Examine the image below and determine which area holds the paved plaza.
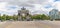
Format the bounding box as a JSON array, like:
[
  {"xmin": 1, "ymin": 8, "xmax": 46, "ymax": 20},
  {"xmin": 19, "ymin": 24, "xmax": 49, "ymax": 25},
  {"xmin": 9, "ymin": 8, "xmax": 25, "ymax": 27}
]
[{"xmin": 0, "ymin": 20, "xmax": 60, "ymax": 28}]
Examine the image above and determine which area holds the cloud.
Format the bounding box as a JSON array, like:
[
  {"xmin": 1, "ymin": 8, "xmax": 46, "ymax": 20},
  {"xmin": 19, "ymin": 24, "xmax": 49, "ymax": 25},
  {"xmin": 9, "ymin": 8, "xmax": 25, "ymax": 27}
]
[
  {"xmin": 6, "ymin": 5, "xmax": 17, "ymax": 9},
  {"xmin": 0, "ymin": 0, "xmax": 53, "ymax": 15},
  {"xmin": 0, "ymin": 0, "xmax": 60, "ymax": 15},
  {"xmin": 0, "ymin": 0, "xmax": 50, "ymax": 7},
  {"xmin": 0, "ymin": 2, "xmax": 18, "ymax": 15},
  {"xmin": 0, "ymin": 2, "xmax": 8, "ymax": 13},
  {"xmin": 54, "ymin": 0, "xmax": 60, "ymax": 2},
  {"xmin": 54, "ymin": 2, "xmax": 60, "ymax": 11}
]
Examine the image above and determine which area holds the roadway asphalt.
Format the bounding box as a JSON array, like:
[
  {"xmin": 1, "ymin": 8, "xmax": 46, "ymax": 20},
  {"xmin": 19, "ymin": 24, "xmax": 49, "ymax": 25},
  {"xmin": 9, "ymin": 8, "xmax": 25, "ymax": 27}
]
[{"xmin": 0, "ymin": 20, "xmax": 60, "ymax": 28}]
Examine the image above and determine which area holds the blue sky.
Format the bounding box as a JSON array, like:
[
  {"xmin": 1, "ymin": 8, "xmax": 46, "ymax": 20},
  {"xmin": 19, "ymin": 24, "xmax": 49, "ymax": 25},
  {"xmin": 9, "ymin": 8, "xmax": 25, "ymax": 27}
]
[{"xmin": 0, "ymin": 0, "xmax": 60, "ymax": 15}]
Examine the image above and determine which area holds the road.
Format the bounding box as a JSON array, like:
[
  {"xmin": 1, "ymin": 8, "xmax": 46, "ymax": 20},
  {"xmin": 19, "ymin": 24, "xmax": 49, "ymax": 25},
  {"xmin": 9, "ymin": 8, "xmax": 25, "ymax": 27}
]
[{"xmin": 0, "ymin": 21, "xmax": 60, "ymax": 28}]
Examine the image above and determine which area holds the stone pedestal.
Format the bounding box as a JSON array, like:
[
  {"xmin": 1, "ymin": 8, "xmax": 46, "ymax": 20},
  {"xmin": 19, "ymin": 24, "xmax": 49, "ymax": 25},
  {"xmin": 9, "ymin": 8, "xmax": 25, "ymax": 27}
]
[
  {"xmin": 26, "ymin": 16, "xmax": 31, "ymax": 21},
  {"xmin": 18, "ymin": 16, "xmax": 22, "ymax": 21}
]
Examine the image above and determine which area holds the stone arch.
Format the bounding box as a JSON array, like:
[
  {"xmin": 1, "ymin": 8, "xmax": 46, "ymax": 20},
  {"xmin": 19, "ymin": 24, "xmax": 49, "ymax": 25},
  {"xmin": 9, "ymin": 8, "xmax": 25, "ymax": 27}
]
[{"xmin": 18, "ymin": 7, "xmax": 31, "ymax": 21}]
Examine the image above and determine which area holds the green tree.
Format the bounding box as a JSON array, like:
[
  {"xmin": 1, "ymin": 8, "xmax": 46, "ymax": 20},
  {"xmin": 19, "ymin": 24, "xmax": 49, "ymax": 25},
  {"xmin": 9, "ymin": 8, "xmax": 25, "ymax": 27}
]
[
  {"xmin": 31, "ymin": 14, "xmax": 50, "ymax": 20},
  {"xmin": 13, "ymin": 15, "xmax": 18, "ymax": 21},
  {"xmin": 1, "ymin": 14, "xmax": 6, "ymax": 21},
  {"xmin": 31, "ymin": 14, "xmax": 41, "ymax": 20},
  {"xmin": 41, "ymin": 14, "xmax": 50, "ymax": 20}
]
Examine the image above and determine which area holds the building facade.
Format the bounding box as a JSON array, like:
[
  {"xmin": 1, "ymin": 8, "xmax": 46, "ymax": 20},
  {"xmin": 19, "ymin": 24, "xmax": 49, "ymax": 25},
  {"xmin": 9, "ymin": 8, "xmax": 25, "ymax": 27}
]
[{"xmin": 49, "ymin": 9, "xmax": 60, "ymax": 20}]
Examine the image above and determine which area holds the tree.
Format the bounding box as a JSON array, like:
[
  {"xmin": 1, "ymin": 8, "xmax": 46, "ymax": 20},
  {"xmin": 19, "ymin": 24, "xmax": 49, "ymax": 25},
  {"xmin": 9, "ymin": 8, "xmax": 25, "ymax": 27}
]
[
  {"xmin": 12, "ymin": 15, "xmax": 18, "ymax": 21},
  {"xmin": 1, "ymin": 14, "xmax": 6, "ymax": 21},
  {"xmin": 41, "ymin": 14, "xmax": 50, "ymax": 20},
  {"xmin": 31, "ymin": 14, "xmax": 41, "ymax": 20},
  {"xmin": 31, "ymin": 14, "xmax": 50, "ymax": 20}
]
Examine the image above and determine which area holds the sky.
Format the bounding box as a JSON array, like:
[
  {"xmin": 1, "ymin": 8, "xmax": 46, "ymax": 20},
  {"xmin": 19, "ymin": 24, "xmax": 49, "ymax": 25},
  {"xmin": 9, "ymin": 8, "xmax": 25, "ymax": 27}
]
[{"xmin": 0, "ymin": 0, "xmax": 60, "ymax": 15}]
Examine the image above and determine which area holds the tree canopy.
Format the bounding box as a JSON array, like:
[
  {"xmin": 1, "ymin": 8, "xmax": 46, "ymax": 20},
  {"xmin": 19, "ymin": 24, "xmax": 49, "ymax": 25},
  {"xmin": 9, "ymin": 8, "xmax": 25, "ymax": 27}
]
[{"xmin": 0, "ymin": 14, "xmax": 50, "ymax": 21}]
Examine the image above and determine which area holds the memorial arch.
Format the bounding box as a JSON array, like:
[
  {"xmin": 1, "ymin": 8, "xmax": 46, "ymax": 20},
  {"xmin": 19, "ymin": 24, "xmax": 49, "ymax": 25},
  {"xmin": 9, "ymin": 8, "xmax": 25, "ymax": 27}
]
[{"xmin": 18, "ymin": 7, "xmax": 31, "ymax": 21}]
